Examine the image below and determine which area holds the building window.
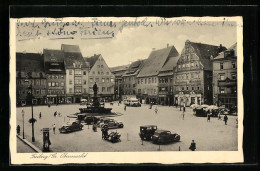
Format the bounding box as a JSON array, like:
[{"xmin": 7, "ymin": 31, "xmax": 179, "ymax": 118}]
[
  {"xmin": 101, "ymin": 65, "xmax": 103, "ymax": 68},
  {"xmin": 186, "ymin": 63, "xmax": 190, "ymax": 67},
  {"xmin": 232, "ymin": 62, "xmax": 236, "ymax": 69},
  {"xmin": 186, "ymin": 87, "xmax": 189, "ymax": 90},
  {"xmin": 55, "ymin": 75, "xmax": 58, "ymax": 79},
  {"xmin": 220, "ymin": 87, "xmax": 225, "ymax": 94},
  {"xmin": 191, "ymin": 62, "xmax": 194, "ymax": 67},
  {"xmin": 154, "ymin": 89, "xmax": 156, "ymax": 94},
  {"xmin": 48, "ymin": 82, "xmax": 51, "ymax": 87},
  {"xmin": 69, "ymin": 70, "xmax": 72, "ymax": 75},
  {"xmin": 48, "ymin": 90, "xmax": 51, "ymax": 94},
  {"xmin": 107, "ymin": 87, "xmax": 110, "ymax": 92},
  {"xmin": 69, "ymin": 80, "xmax": 72, "ymax": 85},
  {"xmin": 90, "ymin": 78, "xmax": 93, "ymax": 83},
  {"xmin": 56, "ymin": 82, "xmax": 59, "ymax": 86},
  {"xmin": 220, "ymin": 63, "xmax": 224, "ymax": 70},
  {"xmin": 106, "ymin": 78, "xmax": 109, "ymax": 83},
  {"xmin": 192, "ymin": 87, "xmax": 194, "ymax": 90},
  {"xmin": 182, "ymin": 87, "xmax": 184, "ymax": 91},
  {"xmin": 98, "ymin": 71, "xmax": 100, "ymax": 75},
  {"xmin": 219, "ymin": 74, "xmax": 225, "ymax": 80},
  {"xmin": 138, "ymin": 79, "xmax": 140, "ymax": 84},
  {"xmin": 52, "ymin": 82, "xmax": 55, "ymax": 87},
  {"xmin": 102, "ymin": 78, "xmax": 105, "ymax": 83},
  {"xmin": 36, "ymin": 90, "xmax": 40, "ymax": 94},
  {"xmin": 141, "ymin": 79, "xmax": 143, "ymax": 84},
  {"xmin": 182, "ymin": 64, "xmax": 185, "ymax": 68},
  {"xmin": 69, "ymin": 88, "xmax": 72, "ymax": 93},
  {"xmin": 75, "ymin": 70, "xmax": 81, "ymax": 75},
  {"xmin": 61, "ymin": 82, "xmax": 64, "ymax": 86},
  {"xmin": 83, "ymin": 80, "xmax": 87, "ymax": 85},
  {"xmin": 83, "ymin": 71, "xmax": 87, "ymax": 75},
  {"xmin": 231, "ymin": 73, "xmax": 237, "ymax": 80},
  {"xmin": 152, "ymin": 78, "xmax": 154, "ymax": 83},
  {"xmin": 95, "ymin": 78, "xmax": 99, "ymax": 82},
  {"xmin": 89, "ymin": 87, "xmax": 93, "ymax": 92},
  {"xmin": 155, "ymin": 78, "xmax": 157, "ymax": 83},
  {"xmin": 102, "ymin": 87, "xmax": 105, "ymax": 92},
  {"xmin": 197, "ymin": 86, "xmax": 200, "ymax": 90},
  {"xmin": 111, "ymin": 78, "xmax": 114, "ymax": 82},
  {"xmin": 41, "ymin": 90, "xmax": 45, "ymax": 94}
]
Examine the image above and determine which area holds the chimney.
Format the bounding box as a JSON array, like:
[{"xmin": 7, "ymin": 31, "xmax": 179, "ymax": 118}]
[
  {"xmin": 167, "ymin": 44, "xmax": 169, "ymax": 48},
  {"xmin": 219, "ymin": 44, "xmax": 223, "ymax": 49}
]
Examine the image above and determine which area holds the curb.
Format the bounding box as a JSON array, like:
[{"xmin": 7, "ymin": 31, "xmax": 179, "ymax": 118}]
[{"xmin": 17, "ymin": 135, "xmax": 42, "ymax": 153}]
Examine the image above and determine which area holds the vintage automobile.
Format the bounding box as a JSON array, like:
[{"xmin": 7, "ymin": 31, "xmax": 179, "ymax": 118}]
[
  {"xmin": 80, "ymin": 99, "xmax": 88, "ymax": 105},
  {"xmin": 84, "ymin": 116, "xmax": 100, "ymax": 125},
  {"xmin": 139, "ymin": 125, "xmax": 157, "ymax": 140},
  {"xmin": 152, "ymin": 130, "xmax": 180, "ymax": 144},
  {"xmin": 101, "ymin": 120, "xmax": 124, "ymax": 129},
  {"xmin": 103, "ymin": 131, "xmax": 121, "ymax": 143},
  {"xmin": 97, "ymin": 118, "xmax": 114, "ymax": 127},
  {"xmin": 124, "ymin": 98, "xmax": 141, "ymax": 107},
  {"xmin": 59, "ymin": 121, "xmax": 83, "ymax": 133}
]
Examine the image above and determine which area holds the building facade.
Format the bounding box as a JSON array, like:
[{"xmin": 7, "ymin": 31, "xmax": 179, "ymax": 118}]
[
  {"xmin": 62, "ymin": 44, "xmax": 89, "ymax": 103},
  {"xmin": 213, "ymin": 43, "xmax": 237, "ymax": 109},
  {"xmin": 173, "ymin": 40, "xmax": 226, "ymax": 106},
  {"xmin": 137, "ymin": 45, "xmax": 179, "ymax": 104},
  {"xmin": 16, "ymin": 53, "xmax": 47, "ymax": 105},
  {"xmin": 122, "ymin": 60, "xmax": 145, "ymax": 101},
  {"xmin": 110, "ymin": 64, "xmax": 129, "ymax": 100},
  {"xmin": 158, "ymin": 57, "xmax": 179, "ymax": 106},
  {"xmin": 43, "ymin": 49, "xmax": 66, "ymax": 104},
  {"xmin": 84, "ymin": 54, "xmax": 115, "ymax": 101}
]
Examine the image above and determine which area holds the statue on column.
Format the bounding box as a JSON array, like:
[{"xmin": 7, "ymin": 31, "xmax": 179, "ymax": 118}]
[{"xmin": 93, "ymin": 82, "xmax": 98, "ymax": 97}]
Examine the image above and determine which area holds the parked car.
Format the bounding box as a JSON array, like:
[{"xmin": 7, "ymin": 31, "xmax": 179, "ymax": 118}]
[
  {"xmin": 152, "ymin": 130, "xmax": 180, "ymax": 144},
  {"xmin": 97, "ymin": 118, "xmax": 114, "ymax": 127},
  {"xmin": 59, "ymin": 121, "xmax": 83, "ymax": 133},
  {"xmin": 139, "ymin": 125, "xmax": 157, "ymax": 140},
  {"xmin": 80, "ymin": 99, "xmax": 88, "ymax": 105},
  {"xmin": 101, "ymin": 120, "xmax": 124, "ymax": 129},
  {"xmin": 84, "ymin": 116, "xmax": 100, "ymax": 125}
]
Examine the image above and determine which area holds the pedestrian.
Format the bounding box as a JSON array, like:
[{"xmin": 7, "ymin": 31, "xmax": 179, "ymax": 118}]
[
  {"xmin": 189, "ymin": 140, "xmax": 196, "ymax": 151},
  {"xmin": 155, "ymin": 106, "xmax": 158, "ymax": 114},
  {"xmin": 224, "ymin": 115, "xmax": 228, "ymax": 125},
  {"xmin": 16, "ymin": 125, "xmax": 20, "ymax": 135},
  {"xmin": 39, "ymin": 112, "xmax": 42, "ymax": 119},
  {"xmin": 124, "ymin": 105, "xmax": 126, "ymax": 111},
  {"xmin": 183, "ymin": 103, "xmax": 186, "ymax": 112},
  {"xmin": 183, "ymin": 110, "xmax": 185, "ymax": 120},
  {"xmin": 53, "ymin": 124, "xmax": 56, "ymax": 134},
  {"xmin": 180, "ymin": 105, "xmax": 182, "ymax": 111},
  {"xmin": 207, "ymin": 113, "xmax": 211, "ymax": 122},
  {"xmin": 218, "ymin": 112, "xmax": 222, "ymax": 120}
]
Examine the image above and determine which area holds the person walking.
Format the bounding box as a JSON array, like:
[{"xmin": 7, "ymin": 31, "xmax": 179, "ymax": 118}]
[
  {"xmin": 182, "ymin": 110, "xmax": 185, "ymax": 120},
  {"xmin": 39, "ymin": 112, "xmax": 42, "ymax": 119},
  {"xmin": 52, "ymin": 124, "xmax": 56, "ymax": 134},
  {"xmin": 124, "ymin": 105, "xmax": 126, "ymax": 111},
  {"xmin": 16, "ymin": 125, "xmax": 20, "ymax": 135},
  {"xmin": 218, "ymin": 112, "xmax": 222, "ymax": 120},
  {"xmin": 207, "ymin": 113, "xmax": 211, "ymax": 122},
  {"xmin": 155, "ymin": 106, "xmax": 158, "ymax": 114},
  {"xmin": 224, "ymin": 115, "xmax": 228, "ymax": 125},
  {"xmin": 189, "ymin": 140, "xmax": 196, "ymax": 151},
  {"xmin": 183, "ymin": 103, "xmax": 186, "ymax": 112}
]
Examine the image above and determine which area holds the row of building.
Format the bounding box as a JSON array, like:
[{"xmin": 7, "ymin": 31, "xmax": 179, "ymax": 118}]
[
  {"xmin": 16, "ymin": 44, "xmax": 115, "ymax": 105},
  {"xmin": 16, "ymin": 40, "xmax": 237, "ymax": 109},
  {"xmin": 111, "ymin": 40, "xmax": 237, "ymax": 109}
]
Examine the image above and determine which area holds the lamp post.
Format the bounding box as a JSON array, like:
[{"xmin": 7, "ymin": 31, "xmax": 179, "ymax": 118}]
[
  {"xmin": 25, "ymin": 80, "xmax": 35, "ymax": 142},
  {"xmin": 22, "ymin": 110, "xmax": 25, "ymax": 139}
]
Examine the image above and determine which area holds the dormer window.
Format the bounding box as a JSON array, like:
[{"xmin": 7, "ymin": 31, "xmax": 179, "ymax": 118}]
[{"xmin": 224, "ymin": 50, "xmax": 235, "ymax": 58}]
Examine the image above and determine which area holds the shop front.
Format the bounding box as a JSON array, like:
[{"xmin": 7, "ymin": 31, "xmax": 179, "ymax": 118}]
[{"xmin": 174, "ymin": 92, "xmax": 202, "ymax": 106}]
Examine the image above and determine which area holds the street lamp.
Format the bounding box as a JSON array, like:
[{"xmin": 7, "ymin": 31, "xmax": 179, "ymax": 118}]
[
  {"xmin": 22, "ymin": 110, "xmax": 24, "ymax": 139},
  {"xmin": 25, "ymin": 80, "xmax": 35, "ymax": 142}
]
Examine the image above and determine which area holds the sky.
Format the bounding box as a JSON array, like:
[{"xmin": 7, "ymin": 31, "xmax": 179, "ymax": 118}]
[{"xmin": 16, "ymin": 19, "xmax": 237, "ymax": 67}]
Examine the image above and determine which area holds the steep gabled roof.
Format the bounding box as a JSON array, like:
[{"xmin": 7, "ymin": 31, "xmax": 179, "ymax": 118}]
[
  {"xmin": 16, "ymin": 52, "xmax": 44, "ymax": 72},
  {"xmin": 137, "ymin": 46, "xmax": 179, "ymax": 77},
  {"xmin": 214, "ymin": 43, "xmax": 237, "ymax": 60},
  {"xmin": 63, "ymin": 52, "xmax": 88, "ymax": 68},
  {"xmin": 160, "ymin": 56, "xmax": 179, "ymax": 72},
  {"xmin": 188, "ymin": 41, "xmax": 227, "ymax": 70},
  {"xmin": 61, "ymin": 44, "xmax": 81, "ymax": 53},
  {"xmin": 43, "ymin": 49, "xmax": 64, "ymax": 62},
  {"xmin": 84, "ymin": 54, "xmax": 100, "ymax": 69},
  {"xmin": 124, "ymin": 59, "xmax": 146, "ymax": 75},
  {"xmin": 110, "ymin": 64, "xmax": 130, "ymax": 73}
]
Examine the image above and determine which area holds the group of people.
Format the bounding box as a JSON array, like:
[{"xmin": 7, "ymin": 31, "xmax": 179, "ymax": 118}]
[
  {"xmin": 53, "ymin": 111, "xmax": 61, "ymax": 117},
  {"xmin": 207, "ymin": 111, "xmax": 229, "ymax": 125}
]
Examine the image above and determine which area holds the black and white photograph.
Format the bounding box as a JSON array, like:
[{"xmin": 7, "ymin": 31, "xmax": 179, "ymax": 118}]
[{"xmin": 9, "ymin": 17, "xmax": 243, "ymax": 164}]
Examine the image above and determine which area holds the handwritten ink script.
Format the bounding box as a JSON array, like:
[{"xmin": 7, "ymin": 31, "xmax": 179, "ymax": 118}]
[
  {"xmin": 30, "ymin": 153, "xmax": 88, "ymax": 160},
  {"xmin": 16, "ymin": 17, "xmax": 240, "ymax": 41}
]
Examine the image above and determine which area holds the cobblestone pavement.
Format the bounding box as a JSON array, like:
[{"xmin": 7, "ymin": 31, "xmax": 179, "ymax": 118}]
[{"xmin": 16, "ymin": 103, "xmax": 238, "ymax": 152}]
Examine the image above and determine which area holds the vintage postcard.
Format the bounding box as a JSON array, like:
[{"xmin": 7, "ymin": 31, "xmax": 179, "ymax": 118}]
[{"xmin": 10, "ymin": 17, "xmax": 243, "ymax": 164}]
